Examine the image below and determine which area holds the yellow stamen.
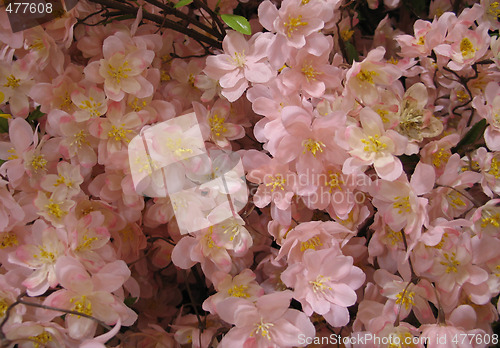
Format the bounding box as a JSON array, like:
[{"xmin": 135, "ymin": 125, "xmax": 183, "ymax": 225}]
[{"xmin": 284, "ymin": 15, "xmax": 308, "ymax": 38}]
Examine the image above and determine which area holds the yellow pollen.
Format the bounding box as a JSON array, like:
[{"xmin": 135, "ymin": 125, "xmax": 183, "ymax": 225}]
[
  {"xmin": 310, "ymin": 275, "xmax": 332, "ymax": 293},
  {"xmin": 31, "ymin": 155, "xmax": 48, "ymax": 172},
  {"xmin": 128, "ymin": 97, "xmax": 147, "ymax": 112},
  {"xmin": 75, "ymin": 235, "xmax": 99, "ymax": 252},
  {"xmin": 4, "ymin": 75, "xmax": 20, "ymax": 88},
  {"xmin": 59, "ymin": 92, "xmax": 72, "ymax": 110},
  {"xmin": 417, "ymin": 36, "xmax": 425, "ymax": 45},
  {"xmin": 341, "ymin": 29, "xmax": 355, "ymax": 42},
  {"xmin": 79, "ymin": 98, "xmax": 103, "ymax": 118},
  {"xmin": 7, "ymin": 148, "xmax": 17, "ymax": 160},
  {"xmin": 70, "ymin": 130, "xmax": 90, "ymax": 148},
  {"xmin": 44, "ymin": 199, "xmax": 66, "ymax": 219},
  {"xmin": 228, "ymin": 285, "xmax": 250, "ymax": 298},
  {"xmin": 188, "ymin": 74, "xmax": 196, "ymax": 87},
  {"xmin": 357, "ymin": 70, "xmax": 378, "ymax": 84},
  {"xmin": 440, "ymin": 252, "xmax": 460, "ymax": 273},
  {"xmin": 393, "ymin": 196, "xmax": 411, "ymax": 214},
  {"xmin": 232, "ymin": 51, "xmax": 246, "ymax": 68},
  {"xmin": 488, "ymin": 2, "xmax": 500, "ymax": 18},
  {"xmin": 160, "ymin": 69, "xmax": 171, "ymax": 82},
  {"xmin": 284, "ymin": 15, "xmax": 308, "ymax": 38},
  {"xmin": 456, "ymin": 90, "xmax": 469, "ymax": 102},
  {"xmin": 377, "ymin": 109, "xmax": 390, "ymax": 123},
  {"xmin": 433, "ymin": 232, "xmax": 448, "ymax": 249},
  {"xmin": 488, "ymin": 158, "xmax": 500, "ymax": 179},
  {"xmin": 252, "ymin": 319, "xmax": 274, "ymax": 340},
  {"xmin": 70, "ymin": 295, "xmax": 93, "ymax": 317},
  {"xmin": 0, "ymin": 232, "xmax": 18, "ymax": 249},
  {"xmin": 385, "ymin": 228, "xmax": 402, "ymax": 246},
  {"xmin": 495, "ymin": 265, "xmax": 500, "ymax": 277},
  {"xmin": 395, "ymin": 290, "xmax": 415, "ymax": 310},
  {"xmin": 302, "ymin": 139, "xmax": 326, "ymax": 156},
  {"xmin": 300, "ymin": 236, "xmax": 323, "ymax": 251},
  {"xmin": 460, "ymin": 38, "xmax": 475, "ymax": 59},
  {"xmin": 361, "ymin": 134, "xmax": 387, "ymax": 153},
  {"xmin": 301, "ymin": 0, "xmax": 310, "ymax": 4},
  {"xmin": 34, "ymin": 246, "xmax": 56, "ymax": 263},
  {"xmin": 265, "ymin": 174, "xmax": 286, "ymax": 192},
  {"xmin": 387, "ymin": 57, "xmax": 399, "ymax": 65},
  {"xmin": 431, "ymin": 148, "xmax": 451, "ymax": 167},
  {"xmin": 29, "ymin": 39, "xmax": 45, "ymax": 51},
  {"xmin": 301, "ymin": 63, "xmax": 322, "ymax": 81},
  {"xmin": 480, "ymin": 210, "xmax": 500, "ymax": 228},
  {"xmin": 326, "ymin": 171, "xmax": 343, "ymax": 192},
  {"xmin": 209, "ymin": 114, "xmax": 227, "ymax": 137},
  {"xmin": 29, "ymin": 331, "xmax": 52, "ymax": 348},
  {"xmin": 107, "ymin": 60, "xmax": 131, "ymax": 84},
  {"xmin": 107, "ymin": 125, "xmax": 131, "ymax": 142},
  {"xmin": 0, "ymin": 298, "xmax": 9, "ymax": 317},
  {"xmin": 448, "ymin": 191, "xmax": 466, "ymax": 208},
  {"xmin": 205, "ymin": 229, "xmax": 220, "ymax": 249},
  {"xmin": 165, "ymin": 138, "xmax": 193, "ymax": 159}
]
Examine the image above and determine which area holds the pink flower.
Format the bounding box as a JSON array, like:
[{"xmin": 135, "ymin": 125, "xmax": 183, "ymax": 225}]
[
  {"xmin": 41, "ymin": 256, "xmax": 137, "ymax": 340},
  {"xmin": 472, "ymin": 81, "xmax": 500, "ymax": 151},
  {"xmin": 204, "ymin": 31, "xmax": 275, "ymax": 102},
  {"xmin": 344, "ymin": 47, "xmax": 401, "ymax": 105},
  {"xmin": 344, "ymin": 107, "xmax": 407, "ymax": 181},
  {"xmin": 281, "ymin": 248, "xmax": 365, "ymax": 327},
  {"xmin": 216, "ymin": 290, "xmax": 315, "ymax": 347},
  {"xmin": 84, "ymin": 33, "xmax": 155, "ymax": 101}
]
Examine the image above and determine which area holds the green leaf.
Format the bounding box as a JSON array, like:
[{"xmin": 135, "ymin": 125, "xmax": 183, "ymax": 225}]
[
  {"xmin": 124, "ymin": 297, "xmax": 137, "ymax": 308},
  {"xmin": 221, "ymin": 14, "xmax": 251, "ymax": 35},
  {"xmin": 452, "ymin": 119, "xmax": 487, "ymax": 154},
  {"xmin": 0, "ymin": 117, "xmax": 8, "ymax": 133},
  {"xmin": 27, "ymin": 106, "xmax": 45, "ymax": 124},
  {"xmin": 345, "ymin": 41, "xmax": 359, "ymax": 64},
  {"xmin": 0, "ymin": 159, "xmax": 5, "ymax": 166},
  {"xmin": 174, "ymin": 0, "xmax": 193, "ymax": 8}
]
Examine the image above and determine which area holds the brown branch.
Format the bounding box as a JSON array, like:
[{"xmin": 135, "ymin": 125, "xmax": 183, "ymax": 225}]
[{"xmin": 87, "ymin": 0, "xmax": 222, "ymax": 50}]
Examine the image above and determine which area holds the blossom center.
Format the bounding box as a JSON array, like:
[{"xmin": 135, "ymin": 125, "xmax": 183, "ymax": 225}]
[
  {"xmin": 209, "ymin": 114, "xmax": 227, "ymax": 137},
  {"xmin": 310, "ymin": 275, "xmax": 332, "ymax": 293},
  {"xmin": 488, "ymin": 158, "xmax": 500, "ymax": 179},
  {"xmin": 165, "ymin": 138, "xmax": 194, "ymax": 159},
  {"xmin": 360, "ymin": 135, "xmax": 387, "ymax": 153},
  {"xmin": 0, "ymin": 298, "xmax": 9, "ymax": 317},
  {"xmin": 79, "ymin": 97, "xmax": 103, "ymax": 118},
  {"xmin": 440, "ymin": 252, "xmax": 460, "ymax": 273},
  {"xmin": 459, "ymin": 38, "xmax": 475, "ymax": 59},
  {"xmin": 325, "ymin": 171, "xmax": 343, "ymax": 192},
  {"xmin": 108, "ymin": 125, "xmax": 132, "ymax": 142},
  {"xmin": 284, "ymin": 15, "xmax": 308, "ymax": 38},
  {"xmin": 31, "ymin": 155, "xmax": 48, "ymax": 172},
  {"xmin": 232, "ymin": 51, "xmax": 246, "ymax": 68},
  {"xmin": 227, "ymin": 285, "xmax": 250, "ymax": 298},
  {"xmin": 71, "ymin": 130, "xmax": 90, "ymax": 148},
  {"xmin": 265, "ymin": 174, "xmax": 286, "ymax": 192},
  {"xmin": 432, "ymin": 148, "xmax": 450, "ymax": 167},
  {"xmin": 107, "ymin": 60, "xmax": 132, "ymax": 84},
  {"xmin": 357, "ymin": 70, "xmax": 378, "ymax": 84},
  {"xmin": 252, "ymin": 319, "xmax": 274, "ymax": 340},
  {"xmin": 45, "ymin": 200, "xmax": 66, "ymax": 219},
  {"xmin": 0, "ymin": 232, "xmax": 18, "ymax": 249},
  {"xmin": 393, "ymin": 196, "xmax": 411, "ymax": 214},
  {"xmin": 4, "ymin": 74, "xmax": 20, "ymax": 89},
  {"xmin": 29, "ymin": 331, "xmax": 52, "ymax": 348},
  {"xmin": 302, "ymin": 139, "xmax": 325, "ymax": 156},
  {"xmin": 70, "ymin": 295, "xmax": 93, "ymax": 317},
  {"xmin": 395, "ymin": 290, "xmax": 415, "ymax": 310},
  {"xmin": 34, "ymin": 246, "xmax": 56, "ymax": 263},
  {"xmin": 300, "ymin": 236, "xmax": 323, "ymax": 251},
  {"xmin": 301, "ymin": 63, "xmax": 321, "ymax": 81},
  {"xmin": 488, "ymin": 1, "xmax": 500, "ymax": 18}
]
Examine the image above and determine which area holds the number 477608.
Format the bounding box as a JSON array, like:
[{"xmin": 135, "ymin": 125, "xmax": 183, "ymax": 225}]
[{"xmin": 5, "ymin": 2, "xmax": 53, "ymax": 14}]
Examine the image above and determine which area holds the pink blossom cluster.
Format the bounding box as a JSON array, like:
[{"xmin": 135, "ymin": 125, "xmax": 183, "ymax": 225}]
[{"xmin": 0, "ymin": 0, "xmax": 499, "ymax": 347}]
